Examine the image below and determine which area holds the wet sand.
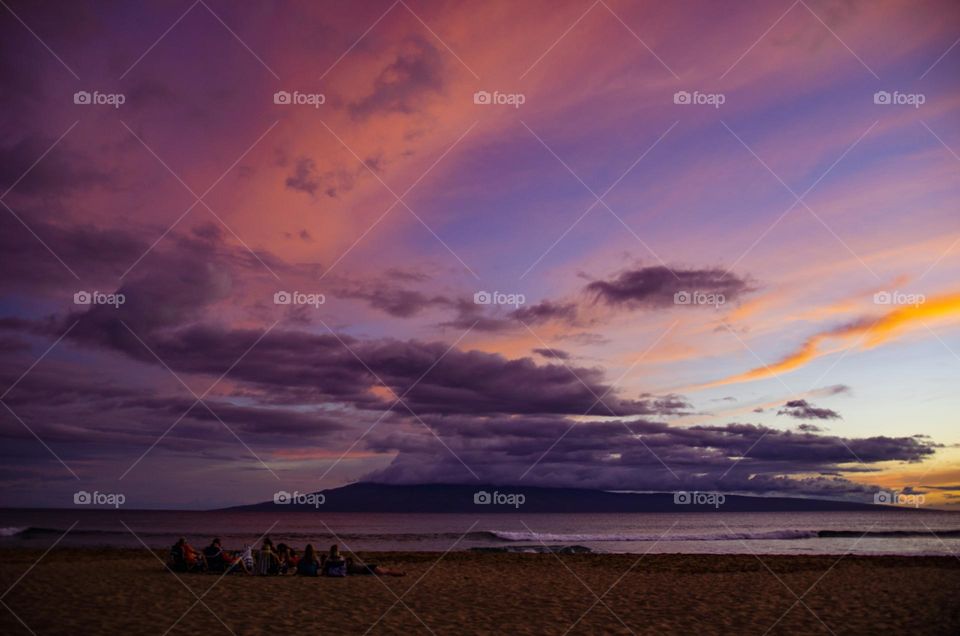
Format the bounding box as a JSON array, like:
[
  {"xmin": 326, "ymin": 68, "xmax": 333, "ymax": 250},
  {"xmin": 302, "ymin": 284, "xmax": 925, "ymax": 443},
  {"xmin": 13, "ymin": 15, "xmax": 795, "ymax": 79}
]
[{"xmin": 1, "ymin": 549, "xmax": 958, "ymax": 635}]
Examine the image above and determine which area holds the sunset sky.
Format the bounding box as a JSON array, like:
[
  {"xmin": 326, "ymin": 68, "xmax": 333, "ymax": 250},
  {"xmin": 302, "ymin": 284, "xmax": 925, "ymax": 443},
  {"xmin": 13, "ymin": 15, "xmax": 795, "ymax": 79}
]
[{"xmin": 1, "ymin": 0, "xmax": 958, "ymax": 509}]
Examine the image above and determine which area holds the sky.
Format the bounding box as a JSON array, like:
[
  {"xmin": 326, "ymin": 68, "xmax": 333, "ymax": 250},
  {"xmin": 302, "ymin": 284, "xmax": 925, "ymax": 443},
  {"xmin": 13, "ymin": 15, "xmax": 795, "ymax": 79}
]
[{"xmin": 0, "ymin": 0, "xmax": 958, "ymax": 510}]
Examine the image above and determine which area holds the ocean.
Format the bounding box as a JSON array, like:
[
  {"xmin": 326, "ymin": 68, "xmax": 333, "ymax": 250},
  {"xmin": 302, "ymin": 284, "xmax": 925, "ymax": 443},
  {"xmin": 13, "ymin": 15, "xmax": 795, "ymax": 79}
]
[{"xmin": 2, "ymin": 508, "xmax": 959, "ymax": 556}]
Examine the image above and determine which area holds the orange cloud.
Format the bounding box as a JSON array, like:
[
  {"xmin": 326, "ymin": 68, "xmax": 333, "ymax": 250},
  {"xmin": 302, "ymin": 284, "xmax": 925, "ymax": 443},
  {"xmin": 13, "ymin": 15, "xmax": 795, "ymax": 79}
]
[{"xmin": 712, "ymin": 291, "xmax": 960, "ymax": 387}]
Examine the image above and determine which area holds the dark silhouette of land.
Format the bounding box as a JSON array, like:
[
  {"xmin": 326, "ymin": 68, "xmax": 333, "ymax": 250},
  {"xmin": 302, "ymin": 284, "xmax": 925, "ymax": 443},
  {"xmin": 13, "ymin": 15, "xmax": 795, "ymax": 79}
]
[{"xmin": 229, "ymin": 482, "xmax": 900, "ymax": 513}]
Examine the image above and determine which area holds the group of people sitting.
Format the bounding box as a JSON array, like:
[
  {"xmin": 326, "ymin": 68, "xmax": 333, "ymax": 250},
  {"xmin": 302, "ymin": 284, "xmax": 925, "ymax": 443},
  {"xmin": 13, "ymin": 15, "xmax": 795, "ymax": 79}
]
[{"xmin": 168, "ymin": 536, "xmax": 404, "ymax": 577}]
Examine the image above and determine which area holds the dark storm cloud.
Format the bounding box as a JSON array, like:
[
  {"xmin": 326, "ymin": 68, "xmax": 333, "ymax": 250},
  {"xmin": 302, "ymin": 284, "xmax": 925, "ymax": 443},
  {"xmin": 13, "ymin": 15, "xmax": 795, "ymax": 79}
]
[
  {"xmin": 586, "ymin": 265, "xmax": 753, "ymax": 308},
  {"xmin": 348, "ymin": 36, "xmax": 445, "ymax": 119},
  {"xmin": 328, "ymin": 276, "xmax": 454, "ymax": 318},
  {"xmin": 511, "ymin": 300, "xmax": 579, "ymax": 324},
  {"xmin": 777, "ymin": 399, "xmax": 842, "ymax": 420},
  {"xmin": 78, "ymin": 323, "xmax": 687, "ymax": 418},
  {"xmin": 534, "ymin": 348, "xmax": 570, "ymax": 360},
  {"xmin": 284, "ymin": 155, "xmax": 376, "ymax": 198},
  {"xmin": 362, "ymin": 416, "xmax": 936, "ymax": 497}
]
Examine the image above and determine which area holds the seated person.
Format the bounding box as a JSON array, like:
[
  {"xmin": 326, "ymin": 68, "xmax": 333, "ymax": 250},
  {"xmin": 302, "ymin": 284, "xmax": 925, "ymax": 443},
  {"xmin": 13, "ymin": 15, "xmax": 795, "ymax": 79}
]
[
  {"xmin": 255, "ymin": 541, "xmax": 280, "ymax": 576},
  {"xmin": 277, "ymin": 545, "xmax": 295, "ymax": 575},
  {"xmin": 235, "ymin": 545, "xmax": 254, "ymax": 574},
  {"xmin": 346, "ymin": 556, "xmax": 406, "ymax": 577},
  {"xmin": 168, "ymin": 537, "xmax": 206, "ymax": 572},
  {"xmin": 203, "ymin": 537, "xmax": 228, "ymax": 572},
  {"xmin": 321, "ymin": 544, "xmax": 347, "ymax": 577},
  {"xmin": 296, "ymin": 544, "xmax": 321, "ymax": 577}
]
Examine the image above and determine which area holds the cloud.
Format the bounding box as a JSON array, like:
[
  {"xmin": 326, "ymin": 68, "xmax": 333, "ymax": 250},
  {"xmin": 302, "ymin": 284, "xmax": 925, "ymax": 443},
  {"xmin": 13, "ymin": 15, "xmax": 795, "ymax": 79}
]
[
  {"xmin": 777, "ymin": 399, "xmax": 842, "ymax": 420},
  {"xmin": 586, "ymin": 265, "xmax": 753, "ymax": 309},
  {"xmin": 348, "ymin": 36, "xmax": 445, "ymax": 119},
  {"xmin": 534, "ymin": 347, "xmax": 571, "ymax": 360},
  {"xmin": 713, "ymin": 292, "xmax": 960, "ymax": 386},
  {"xmin": 362, "ymin": 415, "xmax": 936, "ymax": 496}
]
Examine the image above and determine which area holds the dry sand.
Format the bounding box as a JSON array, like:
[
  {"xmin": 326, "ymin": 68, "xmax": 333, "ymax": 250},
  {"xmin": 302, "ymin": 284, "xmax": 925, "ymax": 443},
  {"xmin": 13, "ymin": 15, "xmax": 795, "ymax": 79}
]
[{"xmin": 1, "ymin": 549, "xmax": 958, "ymax": 635}]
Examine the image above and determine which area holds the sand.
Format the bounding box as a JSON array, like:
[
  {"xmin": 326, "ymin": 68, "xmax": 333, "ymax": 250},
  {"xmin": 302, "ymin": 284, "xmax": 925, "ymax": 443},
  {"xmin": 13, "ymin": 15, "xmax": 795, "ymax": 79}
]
[{"xmin": 1, "ymin": 549, "xmax": 958, "ymax": 635}]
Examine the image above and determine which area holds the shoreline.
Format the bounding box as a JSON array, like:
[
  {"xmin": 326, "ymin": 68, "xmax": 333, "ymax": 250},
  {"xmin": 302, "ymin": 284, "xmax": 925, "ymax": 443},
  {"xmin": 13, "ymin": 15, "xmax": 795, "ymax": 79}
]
[{"xmin": 2, "ymin": 549, "xmax": 959, "ymax": 634}]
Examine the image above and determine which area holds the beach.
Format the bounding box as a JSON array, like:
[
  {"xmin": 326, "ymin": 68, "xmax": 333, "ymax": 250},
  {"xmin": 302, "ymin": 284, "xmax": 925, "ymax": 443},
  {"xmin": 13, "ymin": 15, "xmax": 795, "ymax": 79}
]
[{"xmin": 1, "ymin": 549, "xmax": 958, "ymax": 635}]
